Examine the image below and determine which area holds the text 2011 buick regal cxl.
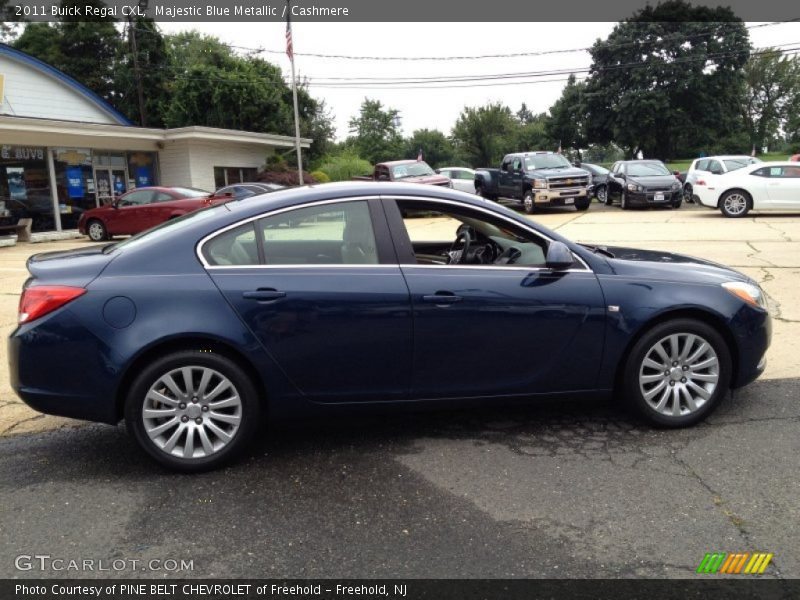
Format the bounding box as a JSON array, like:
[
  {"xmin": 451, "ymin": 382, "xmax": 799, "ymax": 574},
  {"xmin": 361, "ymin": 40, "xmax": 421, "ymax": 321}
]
[{"xmin": 9, "ymin": 182, "xmax": 770, "ymax": 471}]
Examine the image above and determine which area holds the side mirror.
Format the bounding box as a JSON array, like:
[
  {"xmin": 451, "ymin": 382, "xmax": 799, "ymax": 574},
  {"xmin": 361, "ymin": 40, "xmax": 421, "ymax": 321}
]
[
  {"xmin": 545, "ymin": 241, "xmax": 574, "ymax": 270},
  {"xmin": 434, "ymin": 169, "xmax": 440, "ymax": 174}
]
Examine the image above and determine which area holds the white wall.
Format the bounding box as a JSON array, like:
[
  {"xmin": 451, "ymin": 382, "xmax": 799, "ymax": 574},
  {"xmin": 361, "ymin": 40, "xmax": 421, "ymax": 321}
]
[
  {"xmin": 159, "ymin": 140, "xmax": 273, "ymax": 191},
  {"xmin": 0, "ymin": 56, "xmax": 119, "ymax": 124}
]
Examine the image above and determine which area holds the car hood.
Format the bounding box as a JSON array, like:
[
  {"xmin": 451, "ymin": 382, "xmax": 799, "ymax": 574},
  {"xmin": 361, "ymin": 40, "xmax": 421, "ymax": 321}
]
[
  {"xmin": 628, "ymin": 175, "xmax": 679, "ymax": 187},
  {"xmin": 396, "ymin": 174, "xmax": 451, "ymax": 185},
  {"xmin": 527, "ymin": 167, "xmax": 588, "ymax": 179},
  {"xmin": 601, "ymin": 246, "xmax": 752, "ymax": 285}
]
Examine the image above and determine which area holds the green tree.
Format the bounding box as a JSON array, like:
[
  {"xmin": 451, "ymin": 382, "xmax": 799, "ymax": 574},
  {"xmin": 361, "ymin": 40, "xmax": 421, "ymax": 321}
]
[
  {"xmin": 347, "ymin": 98, "xmax": 403, "ymax": 165},
  {"xmin": 741, "ymin": 50, "xmax": 800, "ymax": 152},
  {"xmin": 452, "ymin": 103, "xmax": 516, "ymax": 167},
  {"xmin": 514, "ymin": 113, "xmax": 552, "ymax": 152},
  {"xmin": 0, "ymin": 0, "xmax": 23, "ymax": 42},
  {"xmin": 114, "ymin": 18, "xmax": 171, "ymax": 127},
  {"xmin": 404, "ymin": 129, "xmax": 455, "ymax": 168},
  {"xmin": 584, "ymin": 0, "xmax": 749, "ymax": 159},
  {"xmin": 546, "ymin": 74, "xmax": 588, "ymax": 157}
]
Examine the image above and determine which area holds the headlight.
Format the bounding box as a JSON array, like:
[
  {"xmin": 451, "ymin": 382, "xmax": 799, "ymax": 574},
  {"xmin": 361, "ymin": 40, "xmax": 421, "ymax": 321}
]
[
  {"xmin": 672, "ymin": 181, "xmax": 681, "ymax": 190},
  {"xmin": 532, "ymin": 178, "xmax": 547, "ymax": 189},
  {"xmin": 722, "ymin": 281, "xmax": 768, "ymax": 310},
  {"xmin": 626, "ymin": 182, "xmax": 642, "ymax": 192}
]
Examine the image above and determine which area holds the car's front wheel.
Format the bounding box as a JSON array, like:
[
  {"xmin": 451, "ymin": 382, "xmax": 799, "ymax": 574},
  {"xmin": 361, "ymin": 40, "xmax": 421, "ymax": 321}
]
[
  {"xmin": 620, "ymin": 192, "xmax": 629, "ymax": 210},
  {"xmin": 622, "ymin": 319, "xmax": 731, "ymax": 427},
  {"xmin": 575, "ymin": 197, "xmax": 590, "ymax": 211},
  {"xmin": 86, "ymin": 219, "xmax": 108, "ymax": 242},
  {"xmin": 125, "ymin": 350, "xmax": 260, "ymax": 472},
  {"xmin": 720, "ymin": 190, "xmax": 751, "ymax": 218},
  {"xmin": 523, "ymin": 190, "xmax": 536, "ymax": 214}
]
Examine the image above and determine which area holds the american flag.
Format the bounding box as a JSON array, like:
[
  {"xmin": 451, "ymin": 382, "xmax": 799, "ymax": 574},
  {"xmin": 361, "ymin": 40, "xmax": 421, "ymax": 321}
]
[{"xmin": 285, "ymin": 5, "xmax": 293, "ymax": 61}]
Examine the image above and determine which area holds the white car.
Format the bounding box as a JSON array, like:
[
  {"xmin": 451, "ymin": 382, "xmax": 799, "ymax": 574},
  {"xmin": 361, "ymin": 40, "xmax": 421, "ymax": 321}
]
[
  {"xmin": 695, "ymin": 161, "xmax": 800, "ymax": 217},
  {"xmin": 437, "ymin": 167, "xmax": 477, "ymax": 194},
  {"xmin": 684, "ymin": 155, "xmax": 761, "ymax": 203}
]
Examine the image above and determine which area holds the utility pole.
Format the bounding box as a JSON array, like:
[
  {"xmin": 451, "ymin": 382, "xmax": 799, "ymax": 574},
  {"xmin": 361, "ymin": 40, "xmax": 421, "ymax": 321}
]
[
  {"xmin": 286, "ymin": 0, "xmax": 303, "ymax": 184},
  {"xmin": 127, "ymin": 1, "xmax": 149, "ymax": 127}
]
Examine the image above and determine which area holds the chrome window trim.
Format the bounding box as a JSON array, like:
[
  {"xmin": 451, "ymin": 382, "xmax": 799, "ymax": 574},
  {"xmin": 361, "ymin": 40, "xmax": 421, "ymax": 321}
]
[{"xmin": 196, "ymin": 194, "xmax": 591, "ymax": 272}]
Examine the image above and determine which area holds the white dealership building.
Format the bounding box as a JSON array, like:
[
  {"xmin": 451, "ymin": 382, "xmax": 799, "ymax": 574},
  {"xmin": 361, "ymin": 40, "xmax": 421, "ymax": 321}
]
[{"xmin": 0, "ymin": 43, "xmax": 310, "ymax": 232}]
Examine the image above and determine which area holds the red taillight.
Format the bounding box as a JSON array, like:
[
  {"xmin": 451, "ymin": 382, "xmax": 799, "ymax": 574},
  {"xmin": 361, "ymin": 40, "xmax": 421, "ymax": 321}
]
[
  {"xmin": 18, "ymin": 286, "xmax": 86, "ymax": 324},
  {"xmin": 696, "ymin": 179, "xmax": 707, "ymax": 186}
]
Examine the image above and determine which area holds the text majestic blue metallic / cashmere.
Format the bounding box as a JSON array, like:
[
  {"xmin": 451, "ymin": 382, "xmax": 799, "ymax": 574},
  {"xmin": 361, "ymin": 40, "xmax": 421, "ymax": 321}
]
[{"xmin": 8, "ymin": 182, "xmax": 771, "ymax": 471}]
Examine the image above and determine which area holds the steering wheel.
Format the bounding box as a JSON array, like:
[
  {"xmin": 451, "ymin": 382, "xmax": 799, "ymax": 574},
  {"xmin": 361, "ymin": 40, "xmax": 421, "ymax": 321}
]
[{"xmin": 447, "ymin": 226, "xmax": 475, "ymax": 264}]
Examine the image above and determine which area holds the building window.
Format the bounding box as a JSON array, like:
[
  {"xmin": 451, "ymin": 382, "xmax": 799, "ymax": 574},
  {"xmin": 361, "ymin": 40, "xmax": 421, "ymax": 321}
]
[
  {"xmin": 53, "ymin": 148, "xmax": 95, "ymax": 230},
  {"xmin": 127, "ymin": 152, "xmax": 158, "ymax": 189},
  {"xmin": 0, "ymin": 145, "xmax": 52, "ymax": 232},
  {"xmin": 214, "ymin": 166, "xmax": 259, "ymax": 189}
]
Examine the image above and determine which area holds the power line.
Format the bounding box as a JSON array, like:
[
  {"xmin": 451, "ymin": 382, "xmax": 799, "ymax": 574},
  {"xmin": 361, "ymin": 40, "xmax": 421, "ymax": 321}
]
[{"xmin": 135, "ymin": 20, "xmax": 797, "ymax": 63}]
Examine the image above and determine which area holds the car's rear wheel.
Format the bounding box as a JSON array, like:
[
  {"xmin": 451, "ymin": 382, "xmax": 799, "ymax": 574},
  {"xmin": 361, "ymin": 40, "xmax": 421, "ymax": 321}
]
[
  {"xmin": 720, "ymin": 190, "xmax": 751, "ymax": 218},
  {"xmin": 523, "ymin": 190, "xmax": 536, "ymax": 214},
  {"xmin": 622, "ymin": 319, "xmax": 731, "ymax": 427},
  {"xmin": 595, "ymin": 185, "xmax": 608, "ymax": 204},
  {"xmin": 87, "ymin": 219, "xmax": 108, "ymax": 242},
  {"xmin": 683, "ymin": 184, "xmax": 694, "ymax": 203},
  {"xmin": 125, "ymin": 350, "xmax": 260, "ymax": 472}
]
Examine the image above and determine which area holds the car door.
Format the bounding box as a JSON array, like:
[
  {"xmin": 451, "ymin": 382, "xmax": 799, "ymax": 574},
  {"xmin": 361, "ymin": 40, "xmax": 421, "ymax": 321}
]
[
  {"xmin": 382, "ymin": 196, "xmax": 605, "ymax": 400},
  {"xmin": 765, "ymin": 166, "xmax": 800, "ymax": 207},
  {"xmin": 497, "ymin": 156, "xmax": 515, "ymax": 197},
  {"xmin": 104, "ymin": 190, "xmax": 154, "ymax": 234},
  {"xmin": 202, "ymin": 197, "xmax": 412, "ymax": 403},
  {"xmin": 454, "ymin": 169, "xmax": 477, "ymax": 194},
  {"xmin": 607, "ymin": 163, "xmax": 623, "ymax": 202}
]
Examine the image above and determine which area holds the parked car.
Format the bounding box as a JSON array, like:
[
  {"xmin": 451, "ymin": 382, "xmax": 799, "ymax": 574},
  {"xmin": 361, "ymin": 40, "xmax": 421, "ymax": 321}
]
[
  {"xmin": 475, "ymin": 152, "xmax": 591, "ymax": 213},
  {"xmin": 11, "ymin": 182, "xmax": 770, "ymax": 471},
  {"xmin": 77, "ymin": 186, "xmax": 218, "ymax": 241},
  {"xmin": 352, "ymin": 160, "xmax": 451, "ymax": 187},
  {"xmin": 436, "ymin": 167, "xmax": 477, "ymax": 194},
  {"xmin": 606, "ymin": 160, "xmax": 683, "ymax": 209},
  {"xmin": 789, "ymin": 154, "xmax": 799, "ymax": 162},
  {"xmin": 212, "ymin": 182, "xmax": 284, "ymax": 201},
  {"xmin": 694, "ymin": 161, "xmax": 800, "ymax": 217},
  {"xmin": 684, "ymin": 156, "xmax": 761, "ymax": 204},
  {"xmin": 576, "ymin": 163, "xmax": 610, "ymax": 204}
]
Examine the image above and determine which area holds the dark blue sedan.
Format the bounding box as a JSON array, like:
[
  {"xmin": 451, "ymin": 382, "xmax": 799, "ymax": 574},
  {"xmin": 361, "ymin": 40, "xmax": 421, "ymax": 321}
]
[{"xmin": 9, "ymin": 182, "xmax": 771, "ymax": 471}]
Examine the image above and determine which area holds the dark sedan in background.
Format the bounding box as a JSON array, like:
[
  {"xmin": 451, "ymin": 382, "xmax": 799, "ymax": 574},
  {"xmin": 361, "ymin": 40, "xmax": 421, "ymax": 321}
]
[
  {"xmin": 214, "ymin": 182, "xmax": 284, "ymax": 201},
  {"xmin": 576, "ymin": 163, "xmax": 611, "ymax": 204},
  {"xmin": 10, "ymin": 182, "xmax": 770, "ymax": 471},
  {"xmin": 77, "ymin": 186, "xmax": 223, "ymax": 241},
  {"xmin": 606, "ymin": 160, "xmax": 683, "ymax": 209}
]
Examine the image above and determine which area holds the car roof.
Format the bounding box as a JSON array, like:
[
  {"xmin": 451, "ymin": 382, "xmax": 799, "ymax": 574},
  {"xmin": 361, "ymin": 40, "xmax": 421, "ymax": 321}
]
[
  {"xmin": 619, "ymin": 159, "xmax": 666, "ymax": 164},
  {"xmin": 439, "ymin": 166, "xmax": 474, "ymax": 170},
  {"xmin": 751, "ymin": 161, "xmax": 800, "ymax": 167}
]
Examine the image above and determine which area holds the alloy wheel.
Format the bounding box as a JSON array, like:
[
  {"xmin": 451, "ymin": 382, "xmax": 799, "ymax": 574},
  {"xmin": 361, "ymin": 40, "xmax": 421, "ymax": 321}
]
[
  {"xmin": 142, "ymin": 366, "xmax": 242, "ymax": 459},
  {"xmin": 596, "ymin": 186, "xmax": 607, "ymax": 203},
  {"xmin": 722, "ymin": 193, "xmax": 748, "ymax": 217},
  {"xmin": 638, "ymin": 333, "xmax": 719, "ymax": 418},
  {"xmin": 88, "ymin": 221, "xmax": 106, "ymax": 241}
]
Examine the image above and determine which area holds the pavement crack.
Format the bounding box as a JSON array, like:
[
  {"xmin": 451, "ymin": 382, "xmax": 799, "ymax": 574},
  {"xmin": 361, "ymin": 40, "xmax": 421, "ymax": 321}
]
[{"xmin": 760, "ymin": 221, "xmax": 792, "ymax": 242}]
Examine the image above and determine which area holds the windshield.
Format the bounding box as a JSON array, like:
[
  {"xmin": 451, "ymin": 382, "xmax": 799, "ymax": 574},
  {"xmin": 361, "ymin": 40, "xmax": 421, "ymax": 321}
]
[
  {"xmin": 524, "ymin": 154, "xmax": 571, "ymax": 170},
  {"xmin": 105, "ymin": 204, "xmax": 225, "ymax": 254},
  {"xmin": 172, "ymin": 187, "xmax": 211, "ymax": 198},
  {"xmin": 391, "ymin": 162, "xmax": 435, "ymax": 179},
  {"xmin": 627, "ymin": 162, "xmax": 671, "ymax": 177},
  {"xmin": 723, "ymin": 158, "xmax": 760, "ymax": 172}
]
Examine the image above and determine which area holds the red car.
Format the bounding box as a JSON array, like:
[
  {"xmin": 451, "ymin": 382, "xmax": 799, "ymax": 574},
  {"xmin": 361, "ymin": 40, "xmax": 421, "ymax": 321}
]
[
  {"xmin": 78, "ymin": 187, "xmax": 223, "ymax": 241},
  {"xmin": 790, "ymin": 154, "xmax": 799, "ymax": 162}
]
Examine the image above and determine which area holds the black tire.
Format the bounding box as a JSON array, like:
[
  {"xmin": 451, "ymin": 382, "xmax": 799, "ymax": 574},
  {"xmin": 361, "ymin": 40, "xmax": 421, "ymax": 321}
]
[
  {"xmin": 596, "ymin": 184, "xmax": 608, "ymax": 204},
  {"xmin": 604, "ymin": 187, "xmax": 614, "ymax": 206},
  {"xmin": 683, "ymin": 184, "xmax": 694, "ymax": 204},
  {"xmin": 620, "ymin": 192, "xmax": 629, "ymax": 210},
  {"xmin": 575, "ymin": 197, "xmax": 590, "ymax": 211},
  {"xmin": 523, "ymin": 189, "xmax": 536, "ymax": 214},
  {"xmin": 672, "ymin": 196, "xmax": 683, "ymax": 209},
  {"xmin": 622, "ymin": 318, "xmax": 731, "ymax": 428},
  {"xmin": 125, "ymin": 350, "xmax": 260, "ymax": 472},
  {"xmin": 86, "ymin": 219, "xmax": 108, "ymax": 242},
  {"xmin": 719, "ymin": 190, "xmax": 751, "ymax": 218}
]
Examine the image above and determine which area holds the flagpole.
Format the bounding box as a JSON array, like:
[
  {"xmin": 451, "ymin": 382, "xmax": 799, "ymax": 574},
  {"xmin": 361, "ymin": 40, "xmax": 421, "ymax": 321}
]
[{"xmin": 287, "ymin": 1, "xmax": 303, "ymax": 184}]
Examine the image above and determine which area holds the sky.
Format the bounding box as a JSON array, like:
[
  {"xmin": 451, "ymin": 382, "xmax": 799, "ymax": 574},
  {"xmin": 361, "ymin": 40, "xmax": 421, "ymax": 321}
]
[{"xmin": 158, "ymin": 21, "xmax": 800, "ymax": 141}]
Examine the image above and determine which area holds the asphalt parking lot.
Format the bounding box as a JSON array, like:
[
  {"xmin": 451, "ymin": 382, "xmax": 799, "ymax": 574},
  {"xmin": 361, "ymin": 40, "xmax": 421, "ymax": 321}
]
[{"xmin": 0, "ymin": 201, "xmax": 798, "ymax": 579}]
